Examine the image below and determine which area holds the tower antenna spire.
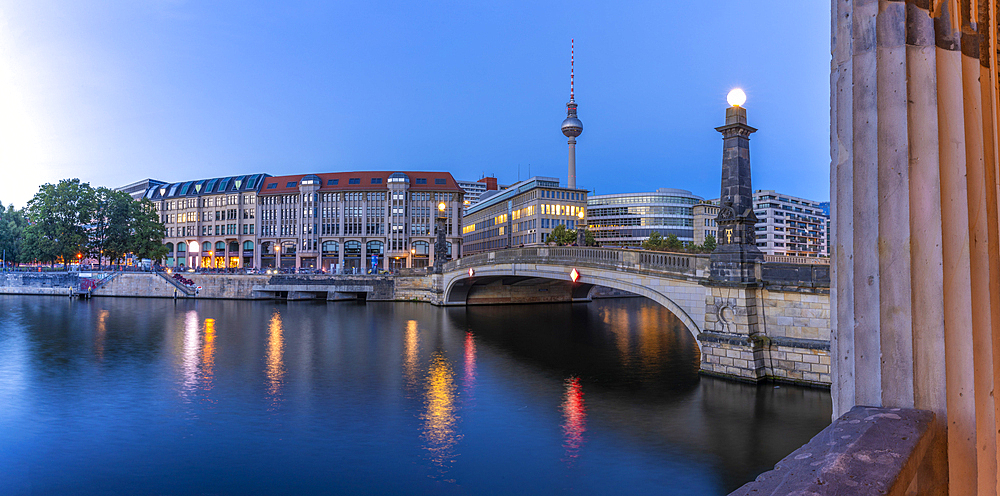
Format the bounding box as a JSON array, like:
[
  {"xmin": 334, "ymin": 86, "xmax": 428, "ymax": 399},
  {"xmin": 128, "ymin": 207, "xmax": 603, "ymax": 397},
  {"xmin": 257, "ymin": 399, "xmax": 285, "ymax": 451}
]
[{"xmin": 570, "ymin": 39, "xmax": 575, "ymax": 101}]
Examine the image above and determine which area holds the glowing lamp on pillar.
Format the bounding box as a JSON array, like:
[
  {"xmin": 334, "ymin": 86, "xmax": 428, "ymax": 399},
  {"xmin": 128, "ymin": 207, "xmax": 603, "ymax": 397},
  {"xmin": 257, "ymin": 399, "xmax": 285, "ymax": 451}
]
[
  {"xmin": 433, "ymin": 202, "xmax": 448, "ymax": 274},
  {"xmin": 576, "ymin": 210, "xmax": 586, "ymax": 245},
  {"xmin": 726, "ymin": 88, "xmax": 747, "ymax": 107},
  {"xmin": 570, "ymin": 268, "xmax": 580, "ymax": 283}
]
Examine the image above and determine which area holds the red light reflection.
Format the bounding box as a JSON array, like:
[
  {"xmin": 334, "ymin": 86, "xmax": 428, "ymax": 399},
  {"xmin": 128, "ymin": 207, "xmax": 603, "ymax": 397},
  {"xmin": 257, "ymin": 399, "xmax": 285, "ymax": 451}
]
[{"xmin": 561, "ymin": 376, "xmax": 587, "ymax": 464}]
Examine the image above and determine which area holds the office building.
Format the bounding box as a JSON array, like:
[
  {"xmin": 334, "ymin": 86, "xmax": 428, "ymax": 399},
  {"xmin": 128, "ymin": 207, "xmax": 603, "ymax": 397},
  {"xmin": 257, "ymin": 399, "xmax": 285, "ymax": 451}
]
[
  {"xmin": 752, "ymin": 190, "xmax": 830, "ymax": 257},
  {"xmin": 586, "ymin": 188, "xmax": 702, "ymax": 247},
  {"xmin": 693, "ymin": 200, "xmax": 720, "ymax": 245},
  {"xmin": 462, "ymin": 176, "xmax": 588, "ymax": 255},
  {"xmin": 255, "ymin": 171, "xmax": 464, "ymax": 272},
  {"xmin": 145, "ymin": 174, "xmax": 269, "ymax": 268},
  {"xmin": 456, "ymin": 177, "xmax": 500, "ymax": 212}
]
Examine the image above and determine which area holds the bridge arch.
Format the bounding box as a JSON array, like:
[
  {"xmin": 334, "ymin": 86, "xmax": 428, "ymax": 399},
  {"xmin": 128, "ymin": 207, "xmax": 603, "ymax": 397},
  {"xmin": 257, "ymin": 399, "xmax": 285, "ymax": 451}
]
[{"xmin": 443, "ymin": 267, "xmax": 705, "ymax": 344}]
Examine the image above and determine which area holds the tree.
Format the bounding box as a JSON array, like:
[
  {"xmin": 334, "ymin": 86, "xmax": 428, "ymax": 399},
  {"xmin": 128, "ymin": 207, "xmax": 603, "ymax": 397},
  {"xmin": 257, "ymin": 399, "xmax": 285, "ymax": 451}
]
[
  {"xmin": 664, "ymin": 234, "xmax": 683, "ymax": 250},
  {"xmin": 583, "ymin": 228, "xmax": 596, "ymax": 246},
  {"xmin": 703, "ymin": 234, "xmax": 717, "ymax": 252},
  {"xmin": 0, "ymin": 203, "xmax": 26, "ymax": 267},
  {"xmin": 130, "ymin": 198, "xmax": 167, "ymax": 261},
  {"xmin": 92, "ymin": 188, "xmax": 138, "ymax": 264},
  {"xmin": 642, "ymin": 231, "xmax": 665, "ymax": 251},
  {"xmin": 550, "ymin": 224, "xmax": 576, "ymax": 245},
  {"xmin": 22, "ymin": 179, "xmax": 96, "ymax": 265}
]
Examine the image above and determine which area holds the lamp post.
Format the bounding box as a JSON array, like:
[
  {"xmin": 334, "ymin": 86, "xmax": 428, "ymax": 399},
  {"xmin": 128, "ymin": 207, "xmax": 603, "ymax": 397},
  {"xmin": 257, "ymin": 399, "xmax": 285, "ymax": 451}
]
[
  {"xmin": 433, "ymin": 202, "xmax": 448, "ymax": 274},
  {"xmin": 576, "ymin": 210, "xmax": 586, "ymax": 246}
]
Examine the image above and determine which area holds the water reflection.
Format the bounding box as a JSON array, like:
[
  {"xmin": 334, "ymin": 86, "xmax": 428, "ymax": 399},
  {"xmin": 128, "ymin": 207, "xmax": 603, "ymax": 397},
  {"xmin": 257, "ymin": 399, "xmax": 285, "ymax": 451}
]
[
  {"xmin": 561, "ymin": 376, "xmax": 587, "ymax": 464},
  {"xmin": 463, "ymin": 331, "xmax": 476, "ymax": 398},
  {"xmin": 266, "ymin": 311, "xmax": 285, "ymax": 405},
  {"xmin": 421, "ymin": 351, "xmax": 460, "ymax": 478},
  {"xmin": 403, "ymin": 320, "xmax": 419, "ymax": 393},
  {"xmin": 180, "ymin": 310, "xmax": 200, "ymax": 400},
  {"xmin": 94, "ymin": 309, "xmax": 109, "ymax": 362},
  {"xmin": 202, "ymin": 318, "xmax": 216, "ymax": 392}
]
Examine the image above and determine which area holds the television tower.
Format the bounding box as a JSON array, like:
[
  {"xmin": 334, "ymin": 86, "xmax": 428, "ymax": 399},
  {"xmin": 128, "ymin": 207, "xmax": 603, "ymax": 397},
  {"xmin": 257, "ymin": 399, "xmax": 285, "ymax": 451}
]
[{"xmin": 561, "ymin": 39, "xmax": 583, "ymax": 189}]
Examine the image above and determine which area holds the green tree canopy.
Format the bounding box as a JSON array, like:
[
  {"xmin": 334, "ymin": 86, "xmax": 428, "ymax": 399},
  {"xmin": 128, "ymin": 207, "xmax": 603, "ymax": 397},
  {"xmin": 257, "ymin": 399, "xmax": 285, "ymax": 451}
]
[
  {"xmin": 703, "ymin": 234, "xmax": 717, "ymax": 252},
  {"xmin": 642, "ymin": 231, "xmax": 664, "ymax": 251},
  {"xmin": 664, "ymin": 233, "xmax": 683, "ymax": 250},
  {"xmin": 22, "ymin": 179, "xmax": 96, "ymax": 264},
  {"xmin": 0, "ymin": 202, "xmax": 26, "ymax": 266}
]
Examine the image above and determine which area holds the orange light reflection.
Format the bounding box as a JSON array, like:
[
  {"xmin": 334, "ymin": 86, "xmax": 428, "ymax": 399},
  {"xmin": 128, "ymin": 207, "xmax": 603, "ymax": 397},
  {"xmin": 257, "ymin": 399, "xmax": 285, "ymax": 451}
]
[
  {"xmin": 421, "ymin": 352, "xmax": 460, "ymax": 477},
  {"xmin": 202, "ymin": 318, "xmax": 215, "ymax": 391},
  {"xmin": 266, "ymin": 311, "xmax": 285, "ymax": 405},
  {"xmin": 94, "ymin": 309, "xmax": 108, "ymax": 362},
  {"xmin": 403, "ymin": 320, "xmax": 419, "ymax": 393}
]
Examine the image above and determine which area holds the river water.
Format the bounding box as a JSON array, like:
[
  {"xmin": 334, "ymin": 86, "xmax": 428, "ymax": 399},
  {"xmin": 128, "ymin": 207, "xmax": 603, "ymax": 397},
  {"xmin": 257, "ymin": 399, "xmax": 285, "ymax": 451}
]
[{"xmin": 0, "ymin": 295, "xmax": 831, "ymax": 495}]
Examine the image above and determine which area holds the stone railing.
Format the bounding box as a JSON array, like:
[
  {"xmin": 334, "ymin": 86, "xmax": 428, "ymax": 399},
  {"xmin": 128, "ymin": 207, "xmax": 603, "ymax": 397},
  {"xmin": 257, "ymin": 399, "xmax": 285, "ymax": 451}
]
[
  {"xmin": 764, "ymin": 254, "xmax": 830, "ymax": 265},
  {"xmin": 442, "ymin": 246, "xmax": 708, "ymax": 278},
  {"xmin": 730, "ymin": 406, "xmax": 935, "ymax": 495}
]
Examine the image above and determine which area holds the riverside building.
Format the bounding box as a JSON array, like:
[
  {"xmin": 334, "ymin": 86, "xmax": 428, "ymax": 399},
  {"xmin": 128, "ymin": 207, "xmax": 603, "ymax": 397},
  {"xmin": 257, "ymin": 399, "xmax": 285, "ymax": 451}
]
[
  {"xmin": 255, "ymin": 171, "xmax": 464, "ymax": 272},
  {"xmin": 586, "ymin": 188, "xmax": 702, "ymax": 247},
  {"xmin": 145, "ymin": 174, "xmax": 269, "ymax": 268},
  {"xmin": 461, "ymin": 176, "xmax": 588, "ymax": 255},
  {"xmin": 456, "ymin": 177, "xmax": 500, "ymax": 213},
  {"xmin": 752, "ymin": 190, "xmax": 829, "ymax": 257},
  {"xmin": 692, "ymin": 200, "xmax": 720, "ymax": 245}
]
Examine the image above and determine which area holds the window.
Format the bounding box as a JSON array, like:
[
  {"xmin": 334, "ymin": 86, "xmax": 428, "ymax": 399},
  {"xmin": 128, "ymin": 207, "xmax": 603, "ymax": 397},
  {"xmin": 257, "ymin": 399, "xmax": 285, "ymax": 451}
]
[
  {"xmin": 415, "ymin": 178, "xmax": 427, "ymax": 184},
  {"xmin": 267, "ymin": 183, "xmax": 277, "ymax": 189},
  {"xmin": 435, "ymin": 178, "xmax": 446, "ymax": 185},
  {"xmin": 327, "ymin": 179, "xmax": 338, "ymax": 185},
  {"xmin": 286, "ymin": 182, "xmax": 297, "ymax": 188},
  {"xmin": 348, "ymin": 178, "xmax": 360, "ymax": 185},
  {"xmin": 371, "ymin": 178, "xmax": 382, "ymax": 184}
]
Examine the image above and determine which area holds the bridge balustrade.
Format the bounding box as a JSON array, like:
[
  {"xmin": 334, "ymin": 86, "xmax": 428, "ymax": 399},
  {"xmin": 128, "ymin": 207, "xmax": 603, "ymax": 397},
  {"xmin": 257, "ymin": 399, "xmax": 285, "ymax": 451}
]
[{"xmin": 443, "ymin": 247, "xmax": 704, "ymax": 277}]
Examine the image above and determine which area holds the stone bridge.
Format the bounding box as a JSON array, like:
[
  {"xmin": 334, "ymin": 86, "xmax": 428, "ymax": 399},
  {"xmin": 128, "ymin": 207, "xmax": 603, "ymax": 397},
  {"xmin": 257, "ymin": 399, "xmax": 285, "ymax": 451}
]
[{"xmin": 439, "ymin": 246, "xmax": 832, "ymax": 386}]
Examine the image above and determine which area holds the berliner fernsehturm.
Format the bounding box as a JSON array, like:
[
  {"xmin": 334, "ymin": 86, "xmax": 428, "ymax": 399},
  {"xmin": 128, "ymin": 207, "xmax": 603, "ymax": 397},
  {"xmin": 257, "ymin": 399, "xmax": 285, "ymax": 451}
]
[{"xmin": 561, "ymin": 39, "xmax": 582, "ymax": 189}]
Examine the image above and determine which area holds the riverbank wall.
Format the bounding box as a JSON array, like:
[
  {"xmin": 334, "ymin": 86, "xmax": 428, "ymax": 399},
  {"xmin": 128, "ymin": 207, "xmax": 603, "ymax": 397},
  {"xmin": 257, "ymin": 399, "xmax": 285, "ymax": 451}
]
[{"xmin": 0, "ymin": 272, "xmax": 440, "ymax": 302}]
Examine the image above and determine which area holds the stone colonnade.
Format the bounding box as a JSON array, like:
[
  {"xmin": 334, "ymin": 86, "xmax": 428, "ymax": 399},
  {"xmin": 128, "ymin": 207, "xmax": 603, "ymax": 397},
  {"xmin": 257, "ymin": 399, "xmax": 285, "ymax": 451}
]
[{"xmin": 832, "ymin": 0, "xmax": 999, "ymax": 493}]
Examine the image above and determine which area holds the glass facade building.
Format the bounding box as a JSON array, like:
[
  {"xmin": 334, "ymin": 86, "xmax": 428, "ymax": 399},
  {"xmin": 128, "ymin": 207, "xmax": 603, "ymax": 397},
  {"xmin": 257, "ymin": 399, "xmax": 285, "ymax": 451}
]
[{"xmin": 586, "ymin": 188, "xmax": 702, "ymax": 247}]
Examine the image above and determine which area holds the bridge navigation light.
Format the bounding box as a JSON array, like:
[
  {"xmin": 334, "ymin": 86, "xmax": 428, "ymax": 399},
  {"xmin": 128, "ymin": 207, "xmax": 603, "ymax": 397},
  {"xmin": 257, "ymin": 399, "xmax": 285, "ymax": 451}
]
[
  {"xmin": 570, "ymin": 268, "xmax": 580, "ymax": 282},
  {"xmin": 468, "ymin": 268, "xmax": 475, "ymax": 277}
]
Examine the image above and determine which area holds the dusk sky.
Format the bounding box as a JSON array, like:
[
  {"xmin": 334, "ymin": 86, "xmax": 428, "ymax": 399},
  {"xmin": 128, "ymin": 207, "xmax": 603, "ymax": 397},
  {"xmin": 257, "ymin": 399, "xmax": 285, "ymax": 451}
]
[{"xmin": 0, "ymin": 1, "xmax": 830, "ymax": 208}]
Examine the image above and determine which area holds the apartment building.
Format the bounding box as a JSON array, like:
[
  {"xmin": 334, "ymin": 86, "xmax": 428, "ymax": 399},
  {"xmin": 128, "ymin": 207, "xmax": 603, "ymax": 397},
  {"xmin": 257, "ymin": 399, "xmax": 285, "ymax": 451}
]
[
  {"xmin": 752, "ymin": 190, "xmax": 830, "ymax": 257},
  {"xmin": 145, "ymin": 174, "xmax": 269, "ymax": 268}
]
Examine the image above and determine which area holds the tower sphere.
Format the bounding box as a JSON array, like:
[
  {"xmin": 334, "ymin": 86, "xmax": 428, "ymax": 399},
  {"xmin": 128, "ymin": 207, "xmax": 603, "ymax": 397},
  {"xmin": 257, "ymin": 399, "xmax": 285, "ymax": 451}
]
[{"xmin": 562, "ymin": 115, "xmax": 583, "ymax": 137}]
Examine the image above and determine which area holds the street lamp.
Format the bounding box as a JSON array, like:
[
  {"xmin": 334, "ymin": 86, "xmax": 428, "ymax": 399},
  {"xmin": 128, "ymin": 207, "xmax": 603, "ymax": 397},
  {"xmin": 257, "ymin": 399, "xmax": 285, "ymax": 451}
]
[{"xmin": 576, "ymin": 210, "xmax": 586, "ymax": 246}]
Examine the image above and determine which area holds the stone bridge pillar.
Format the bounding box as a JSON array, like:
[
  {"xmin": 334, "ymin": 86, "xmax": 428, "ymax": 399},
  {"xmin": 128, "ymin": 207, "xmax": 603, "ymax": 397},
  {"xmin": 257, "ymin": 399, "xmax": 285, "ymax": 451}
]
[{"xmin": 699, "ymin": 93, "xmax": 768, "ymax": 382}]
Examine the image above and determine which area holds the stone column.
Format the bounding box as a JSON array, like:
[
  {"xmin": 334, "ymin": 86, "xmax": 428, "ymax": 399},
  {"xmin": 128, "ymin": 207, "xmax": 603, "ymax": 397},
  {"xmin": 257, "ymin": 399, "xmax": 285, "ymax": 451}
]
[
  {"xmin": 831, "ymin": 1, "xmax": 1000, "ymax": 494},
  {"xmin": 700, "ymin": 97, "xmax": 767, "ymax": 382},
  {"xmin": 710, "ymin": 103, "xmax": 763, "ymax": 283}
]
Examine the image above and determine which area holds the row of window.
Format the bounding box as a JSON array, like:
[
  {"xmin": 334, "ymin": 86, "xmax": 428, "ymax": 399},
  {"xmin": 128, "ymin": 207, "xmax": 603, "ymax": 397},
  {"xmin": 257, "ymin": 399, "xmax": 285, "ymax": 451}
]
[{"xmin": 164, "ymin": 241, "xmax": 255, "ymax": 253}]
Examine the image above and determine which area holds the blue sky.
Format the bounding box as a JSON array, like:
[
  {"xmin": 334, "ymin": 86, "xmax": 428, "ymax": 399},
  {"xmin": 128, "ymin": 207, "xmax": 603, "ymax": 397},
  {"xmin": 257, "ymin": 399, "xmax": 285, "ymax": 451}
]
[{"xmin": 0, "ymin": 1, "xmax": 830, "ymax": 208}]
